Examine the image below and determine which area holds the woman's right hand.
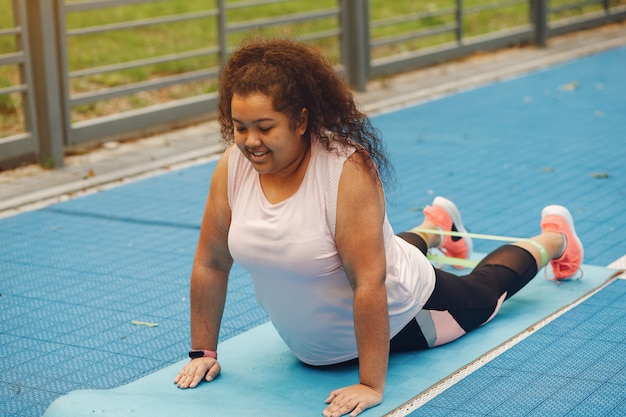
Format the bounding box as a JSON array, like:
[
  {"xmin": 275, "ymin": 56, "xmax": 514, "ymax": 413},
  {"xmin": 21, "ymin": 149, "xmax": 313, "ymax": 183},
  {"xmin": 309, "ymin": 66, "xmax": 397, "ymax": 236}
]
[{"xmin": 174, "ymin": 358, "xmax": 221, "ymax": 389}]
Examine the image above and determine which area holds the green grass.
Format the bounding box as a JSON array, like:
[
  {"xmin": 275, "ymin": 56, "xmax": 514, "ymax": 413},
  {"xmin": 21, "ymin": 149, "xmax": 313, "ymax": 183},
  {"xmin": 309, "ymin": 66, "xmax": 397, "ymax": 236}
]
[{"xmin": 1, "ymin": 0, "xmax": 624, "ymax": 138}]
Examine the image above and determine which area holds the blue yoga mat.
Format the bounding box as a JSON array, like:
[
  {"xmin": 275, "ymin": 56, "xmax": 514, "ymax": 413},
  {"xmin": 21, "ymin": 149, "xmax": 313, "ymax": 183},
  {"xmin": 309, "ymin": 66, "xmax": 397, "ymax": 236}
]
[{"xmin": 43, "ymin": 263, "xmax": 619, "ymax": 417}]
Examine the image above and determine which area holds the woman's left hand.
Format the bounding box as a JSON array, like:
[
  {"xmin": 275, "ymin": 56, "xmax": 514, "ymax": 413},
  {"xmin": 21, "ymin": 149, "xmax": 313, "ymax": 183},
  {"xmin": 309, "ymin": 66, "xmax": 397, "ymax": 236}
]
[{"xmin": 322, "ymin": 383, "xmax": 383, "ymax": 417}]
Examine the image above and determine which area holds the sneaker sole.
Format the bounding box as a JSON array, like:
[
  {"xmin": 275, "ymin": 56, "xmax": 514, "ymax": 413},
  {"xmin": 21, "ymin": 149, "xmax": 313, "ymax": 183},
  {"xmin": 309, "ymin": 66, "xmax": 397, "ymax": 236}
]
[{"xmin": 541, "ymin": 205, "xmax": 584, "ymax": 266}]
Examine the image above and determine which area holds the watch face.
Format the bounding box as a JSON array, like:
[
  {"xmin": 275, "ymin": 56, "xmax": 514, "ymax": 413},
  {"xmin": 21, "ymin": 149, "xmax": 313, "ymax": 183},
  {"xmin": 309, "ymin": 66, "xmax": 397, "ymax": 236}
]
[{"xmin": 189, "ymin": 350, "xmax": 204, "ymax": 359}]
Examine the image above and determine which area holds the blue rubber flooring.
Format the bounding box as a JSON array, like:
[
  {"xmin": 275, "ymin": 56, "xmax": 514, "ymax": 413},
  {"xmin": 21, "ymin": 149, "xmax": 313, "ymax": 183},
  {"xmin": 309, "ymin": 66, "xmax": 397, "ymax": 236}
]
[
  {"xmin": 1, "ymin": 45, "xmax": 625, "ymax": 416},
  {"xmin": 409, "ymin": 279, "xmax": 626, "ymax": 417}
]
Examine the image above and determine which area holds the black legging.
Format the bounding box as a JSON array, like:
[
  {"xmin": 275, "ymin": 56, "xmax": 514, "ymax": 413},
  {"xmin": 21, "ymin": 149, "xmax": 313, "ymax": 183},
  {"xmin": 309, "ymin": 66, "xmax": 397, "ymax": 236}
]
[{"xmin": 390, "ymin": 232, "xmax": 538, "ymax": 351}]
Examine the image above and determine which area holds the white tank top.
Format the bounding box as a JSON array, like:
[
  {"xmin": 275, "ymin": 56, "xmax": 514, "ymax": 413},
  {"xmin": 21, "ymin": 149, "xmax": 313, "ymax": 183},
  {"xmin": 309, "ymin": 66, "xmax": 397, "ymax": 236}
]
[{"xmin": 227, "ymin": 139, "xmax": 435, "ymax": 365}]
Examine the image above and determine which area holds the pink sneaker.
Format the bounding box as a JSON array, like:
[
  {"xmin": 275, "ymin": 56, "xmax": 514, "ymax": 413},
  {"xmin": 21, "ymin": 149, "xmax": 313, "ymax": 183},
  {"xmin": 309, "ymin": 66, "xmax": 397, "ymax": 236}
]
[
  {"xmin": 541, "ymin": 205, "xmax": 584, "ymax": 280},
  {"xmin": 423, "ymin": 197, "xmax": 473, "ymax": 266}
]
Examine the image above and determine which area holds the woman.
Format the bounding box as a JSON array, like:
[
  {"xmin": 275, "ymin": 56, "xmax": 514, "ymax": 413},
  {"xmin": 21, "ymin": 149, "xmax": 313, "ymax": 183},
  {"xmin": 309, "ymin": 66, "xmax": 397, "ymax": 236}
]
[{"xmin": 174, "ymin": 38, "xmax": 583, "ymax": 417}]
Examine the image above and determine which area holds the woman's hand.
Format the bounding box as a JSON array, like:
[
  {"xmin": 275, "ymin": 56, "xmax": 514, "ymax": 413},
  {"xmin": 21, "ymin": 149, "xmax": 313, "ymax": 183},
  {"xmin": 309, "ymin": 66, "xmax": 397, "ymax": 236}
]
[
  {"xmin": 173, "ymin": 358, "xmax": 221, "ymax": 389},
  {"xmin": 323, "ymin": 384, "xmax": 383, "ymax": 417}
]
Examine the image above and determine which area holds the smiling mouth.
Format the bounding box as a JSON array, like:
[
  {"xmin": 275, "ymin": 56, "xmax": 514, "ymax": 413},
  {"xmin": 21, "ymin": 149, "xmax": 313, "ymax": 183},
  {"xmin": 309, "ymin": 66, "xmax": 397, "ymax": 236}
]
[{"xmin": 248, "ymin": 149, "xmax": 269, "ymax": 158}]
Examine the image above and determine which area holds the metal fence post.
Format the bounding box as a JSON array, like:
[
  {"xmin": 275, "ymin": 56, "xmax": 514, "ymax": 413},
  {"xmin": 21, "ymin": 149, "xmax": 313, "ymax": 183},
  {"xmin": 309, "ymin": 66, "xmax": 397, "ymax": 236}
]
[
  {"xmin": 531, "ymin": 0, "xmax": 548, "ymax": 47},
  {"xmin": 340, "ymin": 0, "xmax": 370, "ymax": 92},
  {"xmin": 24, "ymin": 0, "xmax": 66, "ymax": 168},
  {"xmin": 216, "ymin": 0, "xmax": 228, "ymax": 66},
  {"xmin": 12, "ymin": 0, "xmax": 39, "ymax": 151},
  {"xmin": 456, "ymin": 0, "xmax": 464, "ymax": 44}
]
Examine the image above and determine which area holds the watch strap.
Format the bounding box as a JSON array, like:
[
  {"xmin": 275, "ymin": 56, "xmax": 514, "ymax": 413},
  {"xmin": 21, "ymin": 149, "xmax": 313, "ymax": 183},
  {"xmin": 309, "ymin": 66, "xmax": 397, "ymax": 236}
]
[{"xmin": 188, "ymin": 349, "xmax": 217, "ymax": 360}]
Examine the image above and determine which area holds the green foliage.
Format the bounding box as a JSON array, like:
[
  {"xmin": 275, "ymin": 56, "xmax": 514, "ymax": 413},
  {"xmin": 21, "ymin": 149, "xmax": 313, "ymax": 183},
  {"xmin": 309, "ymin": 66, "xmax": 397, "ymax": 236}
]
[{"xmin": 1, "ymin": 0, "xmax": 624, "ymax": 138}]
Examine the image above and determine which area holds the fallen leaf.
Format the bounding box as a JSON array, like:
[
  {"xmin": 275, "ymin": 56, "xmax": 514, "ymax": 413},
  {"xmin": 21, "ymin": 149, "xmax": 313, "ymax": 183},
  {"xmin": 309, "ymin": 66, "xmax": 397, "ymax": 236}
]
[
  {"xmin": 131, "ymin": 320, "xmax": 158, "ymax": 327},
  {"xmin": 103, "ymin": 141, "xmax": 120, "ymax": 150},
  {"xmin": 590, "ymin": 172, "xmax": 609, "ymax": 179},
  {"xmin": 559, "ymin": 82, "xmax": 579, "ymax": 92}
]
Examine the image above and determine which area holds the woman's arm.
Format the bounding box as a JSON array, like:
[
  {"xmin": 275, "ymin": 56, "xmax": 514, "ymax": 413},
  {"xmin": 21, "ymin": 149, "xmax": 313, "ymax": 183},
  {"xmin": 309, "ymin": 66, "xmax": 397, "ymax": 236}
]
[
  {"xmin": 324, "ymin": 150, "xmax": 389, "ymax": 417},
  {"xmin": 174, "ymin": 148, "xmax": 233, "ymax": 389}
]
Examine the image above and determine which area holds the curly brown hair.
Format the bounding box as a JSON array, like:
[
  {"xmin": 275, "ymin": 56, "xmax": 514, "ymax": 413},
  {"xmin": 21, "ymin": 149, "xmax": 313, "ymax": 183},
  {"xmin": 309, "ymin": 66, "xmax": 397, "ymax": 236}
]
[{"xmin": 217, "ymin": 37, "xmax": 393, "ymax": 185}]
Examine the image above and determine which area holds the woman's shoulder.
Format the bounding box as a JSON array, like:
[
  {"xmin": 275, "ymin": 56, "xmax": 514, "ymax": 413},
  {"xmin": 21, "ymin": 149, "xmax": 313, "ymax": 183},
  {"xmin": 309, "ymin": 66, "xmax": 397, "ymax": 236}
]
[{"xmin": 312, "ymin": 132, "xmax": 357, "ymax": 160}]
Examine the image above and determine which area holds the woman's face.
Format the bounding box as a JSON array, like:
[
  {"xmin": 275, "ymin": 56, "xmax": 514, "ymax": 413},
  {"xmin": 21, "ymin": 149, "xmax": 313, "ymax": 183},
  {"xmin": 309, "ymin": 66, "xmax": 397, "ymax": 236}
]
[{"xmin": 231, "ymin": 92, "xmax": 308, "ymax": 177}]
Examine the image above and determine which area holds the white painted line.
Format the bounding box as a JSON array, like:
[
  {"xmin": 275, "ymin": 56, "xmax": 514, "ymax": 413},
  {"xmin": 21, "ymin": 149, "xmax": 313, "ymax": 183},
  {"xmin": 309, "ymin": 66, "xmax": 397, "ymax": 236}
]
[
  {"xmin": 387, "ymin": 265, "xmax": 622, "ymax": 416},
  {"xmin": 608, "ymin": 254, "xmax": 626, "ymax": 279}
]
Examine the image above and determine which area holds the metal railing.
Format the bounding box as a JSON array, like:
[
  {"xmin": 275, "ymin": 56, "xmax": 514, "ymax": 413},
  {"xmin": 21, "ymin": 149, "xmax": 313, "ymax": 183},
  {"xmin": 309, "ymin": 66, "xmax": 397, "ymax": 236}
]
[
  {"xmin": 0, "ymin": 0, "xmax": 41, "ymax": 166},
  {"xmin": 1, "ymin": 0, "xmax": 624, "ymax": 169},
  {"xmin": 60, "ymin": 0, "xmax": 223, "ymax": 149}
]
